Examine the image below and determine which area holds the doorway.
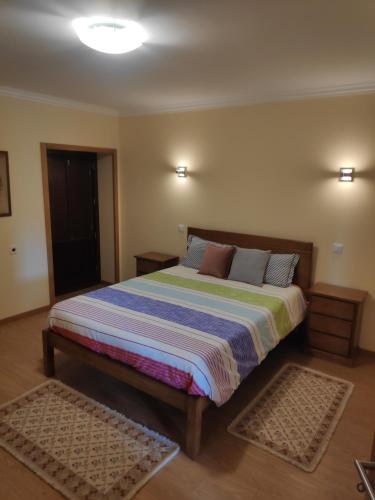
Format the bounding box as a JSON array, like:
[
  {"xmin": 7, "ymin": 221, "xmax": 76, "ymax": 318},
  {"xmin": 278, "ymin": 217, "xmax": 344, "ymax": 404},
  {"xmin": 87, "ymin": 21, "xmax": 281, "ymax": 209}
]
[
  {"xmin": 41, "ymin": 144, "xmax": 119, "ymax": 304},
  {"xmin": 47, "ymin": 150, "xmax": 100, "ymax": 295}
]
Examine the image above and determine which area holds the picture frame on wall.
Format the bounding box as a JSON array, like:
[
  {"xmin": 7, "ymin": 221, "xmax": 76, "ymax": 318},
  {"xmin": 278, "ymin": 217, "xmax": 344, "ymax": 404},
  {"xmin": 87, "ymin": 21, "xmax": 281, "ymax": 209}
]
[{"xmin": 0, "ymin": 151, "xmax": 12, "ymax": 217}]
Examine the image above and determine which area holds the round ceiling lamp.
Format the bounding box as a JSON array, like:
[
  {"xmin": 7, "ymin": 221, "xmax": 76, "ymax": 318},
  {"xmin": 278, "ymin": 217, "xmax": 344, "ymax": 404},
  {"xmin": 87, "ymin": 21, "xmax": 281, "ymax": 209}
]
[{"xmin": 72, "ymin": 17, "xmax": 147, "ymax": 54}]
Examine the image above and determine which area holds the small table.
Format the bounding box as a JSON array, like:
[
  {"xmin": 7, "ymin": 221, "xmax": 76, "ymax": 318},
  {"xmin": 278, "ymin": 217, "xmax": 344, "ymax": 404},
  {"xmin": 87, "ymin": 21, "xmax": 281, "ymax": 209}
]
[
  {"xmin": 306, "ymin": 282, "xmax": 367, "ymax": 365},
  {"xmin": 134, "ymin": 252, "xmax": 179, "ymax": 277}
]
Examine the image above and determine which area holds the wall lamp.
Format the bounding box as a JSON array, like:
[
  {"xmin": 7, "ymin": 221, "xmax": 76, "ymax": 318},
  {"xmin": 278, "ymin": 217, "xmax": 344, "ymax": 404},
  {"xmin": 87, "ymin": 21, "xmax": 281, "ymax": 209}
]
[
  {"xmin": 339, "ymin": 167, "xmax": 354, "ymax": 182},
  {"xmin": 176, "ymin": 166, "xmax": 187, "ymax": 178}
]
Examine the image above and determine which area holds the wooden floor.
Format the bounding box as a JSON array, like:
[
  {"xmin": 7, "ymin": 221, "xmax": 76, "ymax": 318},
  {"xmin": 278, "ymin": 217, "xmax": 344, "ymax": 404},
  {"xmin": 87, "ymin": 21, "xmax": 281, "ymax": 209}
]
[{"xmin": 1, "ymin": 312, "xmax": 374, "ymax": 500}]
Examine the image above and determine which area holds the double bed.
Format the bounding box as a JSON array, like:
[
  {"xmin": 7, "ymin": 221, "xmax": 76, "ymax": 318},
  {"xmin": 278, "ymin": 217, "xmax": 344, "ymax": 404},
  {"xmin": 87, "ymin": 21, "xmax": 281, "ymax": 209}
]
[{"xmin": 43, "ymin": 227, "xmax": 313, "ymax": 458}]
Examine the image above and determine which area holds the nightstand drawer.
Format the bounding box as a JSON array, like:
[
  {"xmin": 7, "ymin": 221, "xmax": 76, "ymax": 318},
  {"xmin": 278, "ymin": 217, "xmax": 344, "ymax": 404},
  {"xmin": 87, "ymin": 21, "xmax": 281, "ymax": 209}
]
[
  {"xmin": 309, "ymin": 313, "xmax": 352, "ymax": 339},
  {"xmin": 308, "ymin": 330, "xmax": 349, "ymax": 357},
  {"xmin": 136, "ymin": 259, "xmax": 159, "ymax": 275},
  {"xmin": 310, "ymin": 296, "xmax": 354, "ymax": 320}
]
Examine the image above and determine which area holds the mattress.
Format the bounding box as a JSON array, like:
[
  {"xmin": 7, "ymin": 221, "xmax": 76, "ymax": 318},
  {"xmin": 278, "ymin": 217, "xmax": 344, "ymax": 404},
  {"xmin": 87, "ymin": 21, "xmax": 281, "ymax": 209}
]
[{"xmin": 49, "ymin": 265, "xmax": 306, "ymax": 406}]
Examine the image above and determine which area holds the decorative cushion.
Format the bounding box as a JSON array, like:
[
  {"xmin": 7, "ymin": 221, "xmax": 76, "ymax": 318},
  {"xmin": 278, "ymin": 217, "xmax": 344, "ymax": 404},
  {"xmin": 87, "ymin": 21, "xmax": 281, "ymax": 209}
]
[
  {"xmin": 198, "ymin": 244, "xmax": 235, "ymax": 279},
  {"xmin": 228, "ymin": 248, "xmax": 271, "ymax": 286},
  {"xmin": 182, "ymin": 235, "xmax": 229, "ymax": 269},
  {"xmin": 264, "ymin": 253, "xmax": 300, "ymax": 287}
]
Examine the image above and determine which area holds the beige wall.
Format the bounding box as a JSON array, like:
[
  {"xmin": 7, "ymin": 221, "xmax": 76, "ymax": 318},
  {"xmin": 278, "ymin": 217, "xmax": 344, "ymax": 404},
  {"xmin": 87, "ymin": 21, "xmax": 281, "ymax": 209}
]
[
  {"xmin": 97, "ymin": 154, "xmax": 115, "ymax": 283},
  {"xmin": 0, "ymin": 95, "xmax": 119, "ymax": 319},
  {"xmin": 1, "ymin": 92, "xmax": 374, "ymax": 351},
  {"xmin": 120, "ymin": 94, "xmax": 375, "ymax": 351}
]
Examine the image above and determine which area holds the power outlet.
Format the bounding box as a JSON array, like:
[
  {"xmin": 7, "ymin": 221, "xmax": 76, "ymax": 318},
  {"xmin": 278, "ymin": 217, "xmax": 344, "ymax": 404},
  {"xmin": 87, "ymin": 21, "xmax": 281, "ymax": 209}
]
[{"xmin": 332, "ymin": 242, "xmax": 344, "ymax": 255}]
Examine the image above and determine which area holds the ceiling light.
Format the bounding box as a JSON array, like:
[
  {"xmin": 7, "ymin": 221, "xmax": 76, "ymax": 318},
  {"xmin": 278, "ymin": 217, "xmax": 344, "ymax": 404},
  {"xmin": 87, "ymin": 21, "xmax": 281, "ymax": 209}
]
[{"xmin": 72, "ymin": 17, "xmax": 147, "ymax": 54}]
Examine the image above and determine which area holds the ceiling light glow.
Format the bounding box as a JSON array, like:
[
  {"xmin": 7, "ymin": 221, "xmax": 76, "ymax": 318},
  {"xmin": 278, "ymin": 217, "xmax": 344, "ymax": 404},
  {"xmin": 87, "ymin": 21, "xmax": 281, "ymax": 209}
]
[{"xmin": 72, "ymin": 17, "xmax": 147, "ymax": 54}]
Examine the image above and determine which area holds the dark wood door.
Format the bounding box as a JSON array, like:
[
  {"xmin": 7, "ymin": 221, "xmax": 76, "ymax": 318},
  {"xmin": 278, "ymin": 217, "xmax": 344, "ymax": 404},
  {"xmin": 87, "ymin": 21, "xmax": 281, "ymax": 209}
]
[{"xmin": 48, "ymin": 151, "xmax": 100, "ymax": 296}]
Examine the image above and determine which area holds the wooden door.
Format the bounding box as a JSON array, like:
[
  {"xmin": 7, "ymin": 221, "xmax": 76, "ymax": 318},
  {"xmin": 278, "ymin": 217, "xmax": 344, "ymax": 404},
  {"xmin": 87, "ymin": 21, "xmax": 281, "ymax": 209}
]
[{"xmin": 48, "ymin": 151, "xmax": 100, "ymax": 295}]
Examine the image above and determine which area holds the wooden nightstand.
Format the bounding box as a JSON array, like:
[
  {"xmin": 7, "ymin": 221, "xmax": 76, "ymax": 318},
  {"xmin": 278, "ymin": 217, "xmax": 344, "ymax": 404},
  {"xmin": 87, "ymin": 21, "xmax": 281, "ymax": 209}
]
[
  {"xmin": 134, "ymin": 252, "xmax": 179, "ymax": 277},
  {"xmin": 306, "ymin": 282, "xmax": 367, "ymax": 365}
]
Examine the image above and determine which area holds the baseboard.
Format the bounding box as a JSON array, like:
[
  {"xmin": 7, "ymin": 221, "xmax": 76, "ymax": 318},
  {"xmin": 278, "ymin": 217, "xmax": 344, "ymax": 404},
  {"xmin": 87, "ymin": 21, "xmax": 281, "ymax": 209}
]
[
  {"xmin": 0, "ymin": 305, "xmax": 51, "ymax": 325},
  {"xmin": 359, "ymin": 348, "xmax": 375, "ymax": 357},
  {"xmin": 0, "ymin": 282, "xmax": 112, "ymax": 325}
]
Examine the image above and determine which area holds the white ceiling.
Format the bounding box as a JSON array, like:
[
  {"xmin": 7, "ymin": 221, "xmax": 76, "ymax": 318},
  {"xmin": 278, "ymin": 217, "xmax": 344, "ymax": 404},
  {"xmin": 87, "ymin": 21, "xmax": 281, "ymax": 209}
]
[{"xmin": 1, "ymin": 0, "xmax": 375, "ymax": 115}]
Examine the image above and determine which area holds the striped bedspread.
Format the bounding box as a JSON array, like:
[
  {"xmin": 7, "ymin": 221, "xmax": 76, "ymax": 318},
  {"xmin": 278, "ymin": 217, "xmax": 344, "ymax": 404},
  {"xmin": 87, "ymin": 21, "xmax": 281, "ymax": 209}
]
[{"xmin": 49, "ymin": 266, "xmax": 306, "ymax": 406}]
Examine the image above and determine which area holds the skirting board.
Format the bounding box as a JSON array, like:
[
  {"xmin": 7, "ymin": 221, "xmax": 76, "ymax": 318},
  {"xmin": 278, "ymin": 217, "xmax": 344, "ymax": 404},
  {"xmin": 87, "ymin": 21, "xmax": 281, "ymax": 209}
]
[
  {"xmin": 0, "ymin": 282, "xmax": 112, "ymax": 326},
  {"xmin": 0, "ymin": 305, "xmax": 51, "ymax": 325}
]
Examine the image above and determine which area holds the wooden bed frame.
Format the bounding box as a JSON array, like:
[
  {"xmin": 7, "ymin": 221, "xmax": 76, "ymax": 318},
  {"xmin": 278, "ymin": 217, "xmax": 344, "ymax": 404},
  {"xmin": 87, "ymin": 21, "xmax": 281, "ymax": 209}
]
[{"xmin": 42, "ymin": 227, "xmax": 313, "ymax": 459}]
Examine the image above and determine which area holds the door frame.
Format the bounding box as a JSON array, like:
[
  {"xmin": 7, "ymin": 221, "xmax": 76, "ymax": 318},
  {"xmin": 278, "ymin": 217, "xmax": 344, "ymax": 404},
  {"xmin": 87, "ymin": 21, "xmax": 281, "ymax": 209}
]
[{"xmin": 41, "ymin": 143, "xmax": 120, "ymax": 305}]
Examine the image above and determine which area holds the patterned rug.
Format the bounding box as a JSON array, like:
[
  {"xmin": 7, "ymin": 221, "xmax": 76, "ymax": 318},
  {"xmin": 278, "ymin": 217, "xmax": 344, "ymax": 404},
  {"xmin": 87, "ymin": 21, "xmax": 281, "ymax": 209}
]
[
  {"xmin": 228, "ymin": 363, "xmax": 353, "ymax": 472},
  {"xmin": 0, "ymin": 380, "xmax": 179, "ymax": 499}
]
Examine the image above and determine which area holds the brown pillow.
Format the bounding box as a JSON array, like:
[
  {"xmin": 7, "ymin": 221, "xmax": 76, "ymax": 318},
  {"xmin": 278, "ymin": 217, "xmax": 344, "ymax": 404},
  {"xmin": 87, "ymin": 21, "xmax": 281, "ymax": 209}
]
[{"xmin": 198, "ymin": 244, "xmax": 235, "ymax": 279}]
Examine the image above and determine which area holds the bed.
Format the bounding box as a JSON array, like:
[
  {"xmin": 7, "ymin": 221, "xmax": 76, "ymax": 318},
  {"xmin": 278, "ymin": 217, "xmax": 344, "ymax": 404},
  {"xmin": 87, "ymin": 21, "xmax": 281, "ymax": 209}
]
[{"xmin": 43, "ymin": 227, "xmax": 313, "ymax": 458}]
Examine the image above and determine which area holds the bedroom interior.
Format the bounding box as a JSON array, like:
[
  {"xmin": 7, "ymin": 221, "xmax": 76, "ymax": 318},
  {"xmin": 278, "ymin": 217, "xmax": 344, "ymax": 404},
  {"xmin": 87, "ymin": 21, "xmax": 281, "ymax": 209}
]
[{"xmin": 0, "ymin": 1, "xmax": 375, "ymax": 499}]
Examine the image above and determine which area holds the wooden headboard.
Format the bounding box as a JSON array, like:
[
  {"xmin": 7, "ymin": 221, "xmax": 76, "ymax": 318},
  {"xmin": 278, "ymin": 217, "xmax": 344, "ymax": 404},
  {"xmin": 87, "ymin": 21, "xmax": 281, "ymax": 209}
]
[{"xmin": 188, "ymin": 227, "xmax": 314, "ymax": 293}]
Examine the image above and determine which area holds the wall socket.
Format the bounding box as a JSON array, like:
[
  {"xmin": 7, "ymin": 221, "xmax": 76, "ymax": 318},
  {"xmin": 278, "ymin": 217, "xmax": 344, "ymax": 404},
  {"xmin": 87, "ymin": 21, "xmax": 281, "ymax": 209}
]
[
  {"xmin": 332, "ymin": 242, "xmax": 344, "ymax": 254},
  {"xmin": 178, "ymin": 224, "xmax": 186, "ymax": 233}
]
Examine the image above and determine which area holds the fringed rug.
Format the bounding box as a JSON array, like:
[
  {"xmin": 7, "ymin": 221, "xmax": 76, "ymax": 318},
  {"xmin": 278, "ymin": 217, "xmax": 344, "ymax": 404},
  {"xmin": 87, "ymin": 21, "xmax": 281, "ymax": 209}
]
[
  {"xmin": 0, "ymin": 380, "xmax": 179, "ymax": 499},
  {"xmin": 228, "ymin": 363, "xmax": 353, "ymax": 472}
]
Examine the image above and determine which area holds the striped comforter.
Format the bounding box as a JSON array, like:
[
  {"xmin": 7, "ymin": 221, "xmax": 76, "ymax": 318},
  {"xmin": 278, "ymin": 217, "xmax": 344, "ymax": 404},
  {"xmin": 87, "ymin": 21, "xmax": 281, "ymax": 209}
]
[{"xmin": 49, "ymin": 266, "xmax": 306, "ymax": 406}]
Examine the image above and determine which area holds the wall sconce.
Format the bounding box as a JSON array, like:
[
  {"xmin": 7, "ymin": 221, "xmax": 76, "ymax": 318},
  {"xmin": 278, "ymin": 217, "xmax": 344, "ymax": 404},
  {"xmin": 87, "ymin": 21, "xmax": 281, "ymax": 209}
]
[
  {"xmin": 339, "ymin": 167, "xmax": 354, "ymax": 182},
  {"xmin": 176, "ymin": 166, "xmax": 187, "ymax": 178}
]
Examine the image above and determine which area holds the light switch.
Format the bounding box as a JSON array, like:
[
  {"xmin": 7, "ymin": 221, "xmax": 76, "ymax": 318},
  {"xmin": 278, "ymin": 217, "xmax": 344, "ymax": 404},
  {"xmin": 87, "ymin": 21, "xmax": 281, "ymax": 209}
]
[
  {"xmin": 178, "ymin": 224, "xmax": 186, "ymax": 233},
  {"xmin": 332, "ymin": 242, "xmax": 344, "ymax": 254}
]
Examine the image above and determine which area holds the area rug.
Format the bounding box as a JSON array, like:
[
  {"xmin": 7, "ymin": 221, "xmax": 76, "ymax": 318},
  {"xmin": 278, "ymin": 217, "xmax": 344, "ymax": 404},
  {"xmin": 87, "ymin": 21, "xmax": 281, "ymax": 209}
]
[
  {"xmin": 228, "ymin": 363, "xmax": 353, "ymax": 472},
  {"xmin": 0, "ymin": 380, "xmax": 179, "ymax": 499}
]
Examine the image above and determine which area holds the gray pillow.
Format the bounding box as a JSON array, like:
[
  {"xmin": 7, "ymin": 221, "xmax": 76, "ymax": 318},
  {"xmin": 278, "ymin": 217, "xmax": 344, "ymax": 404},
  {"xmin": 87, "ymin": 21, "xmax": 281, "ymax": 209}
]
[
  {"xmin": 228, "ymin": 248, "xmax": 271, "ymax": 286},
  {"xmin": 182, "ymin": 235, "xmax": 229, "ymax": 269},
  {"xmin": 264, "ymin": 253, "xmax": 300, "ymax": 287}
]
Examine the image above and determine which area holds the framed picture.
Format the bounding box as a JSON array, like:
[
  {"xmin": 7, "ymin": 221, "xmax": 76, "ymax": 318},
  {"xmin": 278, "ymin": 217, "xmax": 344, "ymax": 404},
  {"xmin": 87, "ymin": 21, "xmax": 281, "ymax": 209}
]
[{"xmin": 0, "ymin": 151, "xmax": 11, "ymax": 217}]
